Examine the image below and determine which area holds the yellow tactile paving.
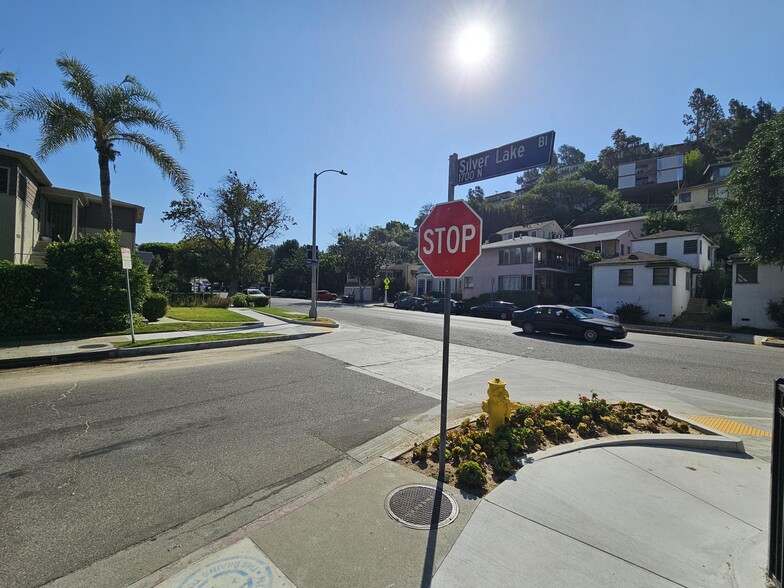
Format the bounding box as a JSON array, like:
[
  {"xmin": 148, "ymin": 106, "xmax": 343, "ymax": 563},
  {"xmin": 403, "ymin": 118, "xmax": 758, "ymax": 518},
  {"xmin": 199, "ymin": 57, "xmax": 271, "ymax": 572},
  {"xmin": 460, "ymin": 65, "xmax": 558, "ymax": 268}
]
[{"xmin": 685, "ymin": 416, "xmax": 771, "ymax": 437}]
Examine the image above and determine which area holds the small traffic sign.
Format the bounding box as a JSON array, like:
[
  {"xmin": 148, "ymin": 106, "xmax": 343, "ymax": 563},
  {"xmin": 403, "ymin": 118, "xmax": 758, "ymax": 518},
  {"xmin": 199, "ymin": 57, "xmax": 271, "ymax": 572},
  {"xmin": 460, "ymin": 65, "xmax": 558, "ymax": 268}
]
[
  {"xmin": 120, "ymin": 247, "xmax": 132, "ymax": 270},
  {"xmin": 418, "ymin": 201, "xmax": 483, "ymax": 278}
]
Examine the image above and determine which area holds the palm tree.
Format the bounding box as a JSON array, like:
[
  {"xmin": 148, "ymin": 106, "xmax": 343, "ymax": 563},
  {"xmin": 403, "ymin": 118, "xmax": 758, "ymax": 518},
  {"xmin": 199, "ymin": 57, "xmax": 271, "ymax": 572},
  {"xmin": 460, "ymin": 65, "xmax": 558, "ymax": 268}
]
[
  {"xmin": 0, "ymin": 68, "xmax": 15, "ymax": 111},
  {"xmin": 9, "ymin": 55, "xmax": 192, "ymax": 230}
]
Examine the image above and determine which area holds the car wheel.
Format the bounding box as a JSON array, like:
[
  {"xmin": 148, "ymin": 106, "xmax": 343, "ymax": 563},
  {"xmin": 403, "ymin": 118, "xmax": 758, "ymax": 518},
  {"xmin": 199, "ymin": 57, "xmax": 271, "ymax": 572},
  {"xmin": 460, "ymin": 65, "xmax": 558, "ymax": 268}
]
[
  {"xmin": 522, "ymin": 322, "xmax": 535, "ymax": 335},
  {"xmin": 500, "ymin": 312, "xmax": 508, "ymax": 320},
  {"xmin": 393, "ymin": 303, "xmax": 399, "ymax": 309},
  {"xmin": 409, "ymin": 305, "xmax": 416, "ymax": 310},
  {"xmin": 583, "ymin": 328, "xmax": 599, "ymax": 343}
]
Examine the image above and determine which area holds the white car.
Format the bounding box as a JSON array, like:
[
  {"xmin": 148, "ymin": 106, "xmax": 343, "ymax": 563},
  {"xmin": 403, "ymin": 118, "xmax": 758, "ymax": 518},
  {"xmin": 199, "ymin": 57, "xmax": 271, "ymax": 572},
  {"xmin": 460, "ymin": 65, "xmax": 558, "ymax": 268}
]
[
  {"xmin": 242, "ymin": 288, "xmax": 268, "ymax": 300},
  {"xmin": 574, "ymin": 306, "xmax": 620, "ymax": 323}
]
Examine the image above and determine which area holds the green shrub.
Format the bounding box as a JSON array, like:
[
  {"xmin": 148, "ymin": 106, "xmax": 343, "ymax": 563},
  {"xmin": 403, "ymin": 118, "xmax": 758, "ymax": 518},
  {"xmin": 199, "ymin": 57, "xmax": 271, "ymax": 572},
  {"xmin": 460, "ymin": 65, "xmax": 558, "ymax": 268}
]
[
  {"xmin": 232, "ymin": 294, "xmax": 250, "ymax": 307},
  {"xmin": 767, "ymin": 298, "xmax": 784, "ymax": 329},
  {"xmin": 168, "ymin": 293, "xmax": 225, "ymax": 307},
  {"xmin": 252, "ymin": 296, "xmax": 270, "ymax": 308},
  {"xmin": 493, "ymin": 452, "xmax": 513, "ymax": 475},
  {"xmin": 206, "ymin": 296, "xmax": 231, "ymax": 308},
  {"xmin": 142, "ymin": 293, "xmax": 169, "ymax": 322},
  {"xmin": 455, "ymin": 460, "xmax": 486, "ymax": 488},
  {"xmin": 707, "ymin": 301, "xmax": 732, "ymax": 322},
  {"xmin": 615, "ymin": 302, "xmax": 648, "ymax": 324},
  {"xmin": 602, "ymin": 416, "xmax": 626, "ymax": 434}
]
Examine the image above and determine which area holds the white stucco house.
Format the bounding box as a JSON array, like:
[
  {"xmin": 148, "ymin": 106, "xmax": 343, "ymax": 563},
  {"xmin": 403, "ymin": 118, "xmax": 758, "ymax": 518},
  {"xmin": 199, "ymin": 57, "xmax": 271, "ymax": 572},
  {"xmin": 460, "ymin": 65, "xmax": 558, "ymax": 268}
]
[
  {"xmin": 494, "ymin": 220, "xmax": 564, "ymax": 241},
  {"xmin": 554, "ymin": 229, "xmax": 634, "ymax": 258},
  {"xmin": 592, "ymin": 252, "xmax": 692, "ymax": 323},
  {"xmin": 572, "ymin": 216, "xmax": 646, "ymax": 239},
  {"xmin": 631, "ymin": 230, "xmax": 716, "ymax": 292},
  {"xmin": 729, "ymin": 255, "xmax": 784, "ymax": 330}
]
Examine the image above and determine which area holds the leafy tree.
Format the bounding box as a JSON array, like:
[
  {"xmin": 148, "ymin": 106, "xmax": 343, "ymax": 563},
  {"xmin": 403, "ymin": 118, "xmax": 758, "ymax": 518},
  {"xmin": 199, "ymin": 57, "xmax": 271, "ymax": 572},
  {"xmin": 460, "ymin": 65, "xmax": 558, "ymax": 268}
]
[
  {"xmin": 467, "ymin": 185, "xmax": 485, "ymax": 202},
  {"xmin": 721, "ymin": 111, "xmax": 784, "ymax": 265},
  {"xmin": 333, "ymin": 230, "xmax": 385, "ymax": 301},
  {"xmin": 9, "ymin": 55, "xmax": 192, "ymax": 230},
  {"xmin": 683, "ymin": 149, "xmax": 708, "ymax": 185},
  {"xmin": 414, "ymin": 203, "xmax": 434, "ymax": 230},
  {"xmin": 466, "ymin": 198, "xmax": 526, "ymax": 241},
  {"xmin": 520, "ymin": 178, "xmax": 625, "ymax": 231},
  {"xmin": 268, "ymin": 239, "xmax": 308, "ymax": 291},
  {"xmin": 706, "ymin": 98, "xmax": 777, "ymax": 159},
  {"xmin": 164, "ymin": 171, "xmax": 292, "ymax": 292},
  {"xmin": 316, "ymin": 250, "xmax": 346, "ymax": 294},
  {"xmin": 557, "ymin": 144, "xmax": 586, "ymax": 166},
  {"xmin": 0, "ymin": 62, "xmax": 15, "ymax": 112},
  {"xmin": 368, "ymin": 220, "xmax": 417, "ymax": 263},
  {"xmin": 683, "ymin": 88, "xmax": 725, "ymax": 146},
  {"xmin": 643, "ymin": 211, "xmax": 693, "ymax": 235}
]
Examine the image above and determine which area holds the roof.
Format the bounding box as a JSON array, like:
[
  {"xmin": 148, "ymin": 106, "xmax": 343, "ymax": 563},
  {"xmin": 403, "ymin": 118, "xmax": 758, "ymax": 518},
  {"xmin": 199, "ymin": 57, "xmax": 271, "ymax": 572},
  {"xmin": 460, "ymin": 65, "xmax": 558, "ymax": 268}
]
[
  {"xmin": 554, "ymin": 230, "xmax": 630, "ymax": 246},
  {"xmin": 633, "ymin": 230, "xmax": 702, "ymax": 241},
  {"xmin": 592, "ymin": 252, "xmax": 689, "ymax": 268},
  {"xmin": 482, "ymin": 236, "xmax": 586, "ymax": 253},
  {"xmin": 0, "ymin": 148, "xmax": 52, "ymax": 187},
  {"xmin": 572, "ymin": 216, "xmax": 646, "ymax": 230},
  {"xmin": 495, "ymin": 220, "xmax": 558, "ymax": 235}
]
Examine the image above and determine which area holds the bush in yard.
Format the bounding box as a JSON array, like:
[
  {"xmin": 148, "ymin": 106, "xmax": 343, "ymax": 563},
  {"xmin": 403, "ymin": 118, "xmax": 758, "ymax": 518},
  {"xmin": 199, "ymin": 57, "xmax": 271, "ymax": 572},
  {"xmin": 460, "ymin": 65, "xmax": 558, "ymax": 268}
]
[
  {"xmin": 206, "ymin": 296, "xmax": 231, "ymax": 308},
  {"xmin": 252, "ymin": 296, "xmax": 270, "ymax": 308},
  {"xmin": 232, "ymin": 294, "xmax": 250, "ymax": 307},
  {"xmin": 707, "ymin": 301, "xmax": 732, "ymax": 322},
  {"xmin": 0, "ymin": 261, "xmax": 60, "ymax": 336},
  {"xmin": 455, "ymin": 460, "xmax": 486, "ymax": 489},
  {"xmin": 615, "ymin": 302, "xmax": 648, "ymax": 324},
  {"xmin": 142, "ymin": 293, "xmax": 169, "ymax": 322},
  {"xmin": 767, "ymin": 298, "xmax": 784, "ymax": 329}
]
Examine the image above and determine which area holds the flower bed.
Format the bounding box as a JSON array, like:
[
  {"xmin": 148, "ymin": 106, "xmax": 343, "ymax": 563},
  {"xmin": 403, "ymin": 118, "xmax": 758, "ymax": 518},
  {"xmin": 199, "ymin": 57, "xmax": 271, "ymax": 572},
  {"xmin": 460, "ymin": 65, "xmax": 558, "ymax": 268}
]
[{"xmin": 396, "ymin": 394, "xmax": 701, "ymax": 496}]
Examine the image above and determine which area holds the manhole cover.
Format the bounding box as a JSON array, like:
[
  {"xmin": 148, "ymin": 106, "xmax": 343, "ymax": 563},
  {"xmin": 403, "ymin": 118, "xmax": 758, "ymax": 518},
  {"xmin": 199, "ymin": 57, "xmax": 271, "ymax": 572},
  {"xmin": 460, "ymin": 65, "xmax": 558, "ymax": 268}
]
[
  {"xmin": 385, "ymin": 484, "xmax": 458, "ymax": 529},
  {"xmin": 79, "ymin": 344, "xmax": 110, "ymax": 349}
]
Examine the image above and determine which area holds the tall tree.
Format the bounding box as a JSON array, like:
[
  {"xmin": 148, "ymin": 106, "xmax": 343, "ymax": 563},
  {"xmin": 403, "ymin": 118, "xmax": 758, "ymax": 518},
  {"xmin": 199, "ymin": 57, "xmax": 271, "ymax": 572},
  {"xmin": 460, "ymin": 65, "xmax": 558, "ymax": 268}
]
[
  {"xmin": 333, "ymin": 230, "xmax": 385, "ymax": 301},
  {"xmin": 164, "ymin": 171, "xmax": 292, "ymax": 293},
  {"xmin": 268, "ymin": 239, "xmax": 309, "ymax": 291},
  {"xmin": 557, "ymin": 144, "xmax": 586, "ymax": 166},
  {"xmin": 683, "ymin": 88, "xmax": 725, "ymax": 147},
  {"xmin": 0, "ymin": 65, "xmax": 15, "ymax": 111},
  {"xmin": 597, "ymin": 129, "xmax": 652, "ymax": 183},
  {"xmin": 467, "ymin": 185, "xmax": 485, "ymax": 202},
  {"xmin": 8, "ymin": 55, "xmax": 192, "ymax": 230},
  {"xmin": 706, "ymin": 98, "xmax": 777, "ymax": 159},
  {"xmin": 414, "ymin": 203, "xmax": 434, "ymax": 230},
  {"xmin": 721, "ymin": 111, "xmax": 784, "ymax": 265}
]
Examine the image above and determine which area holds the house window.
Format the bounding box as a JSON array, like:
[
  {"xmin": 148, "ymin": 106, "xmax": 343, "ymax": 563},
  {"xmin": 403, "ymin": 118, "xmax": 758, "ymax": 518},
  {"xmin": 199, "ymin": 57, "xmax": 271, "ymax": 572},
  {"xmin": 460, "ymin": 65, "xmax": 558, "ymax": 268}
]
[
  {"xmin": 708, "ymin": 188, "xmax": 718, "ymax": 198},
  {"xmin": 0, "ymin": 167, "xmax": 9, "ymax": 195},
  {"xmin": 463, "ymin": 276, "xmax": 474, "ymax": 289},
  {"xmin": 679, "ymin": 192, "xmax": 691, "ymax": 203},
  {"xmin": 683, "ymin": 240, "xmax": 698, "ymax": 254},
  {"xmin": 17, "ymin": 174, "xmax": 27, "ymax": 201},
  {"xmin": 653, "ymin": 267, "xmax": 670, "ymax": 285},
  {"xmin": 499, "ymin": 249, "xmax": 510, "ymax": 265},
  {"xmin": 654, "ymin": 243, "xmax": 667, "ymax": 256},
  {"xmin": 735, "ymin": 264, "xmax": 758, "ymax": 284},
  {"xmin": 618, "ymin": 269, "xmax": 633, "ymax": 286},
  {"xmin": 498, "ymin": 275, "xmax": 522, "ymax": 290},
  {"xmin": 523, "ymin": 275, "xmax": 533, "ymax": 290}
]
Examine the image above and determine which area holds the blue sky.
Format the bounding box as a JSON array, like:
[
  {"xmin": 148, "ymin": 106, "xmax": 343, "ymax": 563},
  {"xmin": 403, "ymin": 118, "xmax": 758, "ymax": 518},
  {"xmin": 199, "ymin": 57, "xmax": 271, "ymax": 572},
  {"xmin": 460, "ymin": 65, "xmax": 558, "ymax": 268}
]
[{"xmin": 3, "ymin": 1, "xmax": 782, "ymax": 248}]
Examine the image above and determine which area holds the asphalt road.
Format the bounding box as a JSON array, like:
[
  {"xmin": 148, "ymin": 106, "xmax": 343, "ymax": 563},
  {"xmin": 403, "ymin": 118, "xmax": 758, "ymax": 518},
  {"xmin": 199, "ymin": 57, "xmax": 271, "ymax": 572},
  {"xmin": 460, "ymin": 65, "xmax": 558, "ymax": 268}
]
[
  {"xmin": 0, "ymin": 344, "xmax": 436, "ymax": 588},
  {"xmin": 289, "ymin": 299, "xmax": 784, "ymax": 403}
]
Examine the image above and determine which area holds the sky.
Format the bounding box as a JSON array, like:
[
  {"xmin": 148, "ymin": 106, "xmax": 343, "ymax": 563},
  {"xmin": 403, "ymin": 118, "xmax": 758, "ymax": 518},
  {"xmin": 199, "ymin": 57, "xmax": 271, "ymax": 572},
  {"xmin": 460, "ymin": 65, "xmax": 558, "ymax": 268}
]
[{"xmin": 2, "ymin": 1, "xmax": 783, "ymax": 249}]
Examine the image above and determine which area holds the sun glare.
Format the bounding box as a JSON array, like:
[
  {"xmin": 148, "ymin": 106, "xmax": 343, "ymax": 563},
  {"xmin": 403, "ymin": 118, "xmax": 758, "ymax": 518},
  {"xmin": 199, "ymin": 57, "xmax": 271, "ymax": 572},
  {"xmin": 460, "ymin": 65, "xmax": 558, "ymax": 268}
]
[{"xmin": 455, "ymin": 23, "xmax": 493, "ymax": 66}]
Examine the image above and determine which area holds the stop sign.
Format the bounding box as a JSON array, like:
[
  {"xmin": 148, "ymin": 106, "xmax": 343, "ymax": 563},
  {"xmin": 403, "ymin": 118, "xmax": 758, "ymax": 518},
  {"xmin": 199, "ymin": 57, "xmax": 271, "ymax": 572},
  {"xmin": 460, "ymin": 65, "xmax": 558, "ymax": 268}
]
[{"xmin": 418, "ymin": 201, "xmax": 483, "ymax": 278}]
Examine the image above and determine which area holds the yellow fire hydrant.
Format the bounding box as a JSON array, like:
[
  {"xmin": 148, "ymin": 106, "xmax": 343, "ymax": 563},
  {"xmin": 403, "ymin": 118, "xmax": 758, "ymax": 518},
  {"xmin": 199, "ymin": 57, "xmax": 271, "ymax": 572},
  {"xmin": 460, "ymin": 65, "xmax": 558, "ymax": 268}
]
[{"xmin": 481, "ymin": 378, "xmax": 520, "ymax": 434}]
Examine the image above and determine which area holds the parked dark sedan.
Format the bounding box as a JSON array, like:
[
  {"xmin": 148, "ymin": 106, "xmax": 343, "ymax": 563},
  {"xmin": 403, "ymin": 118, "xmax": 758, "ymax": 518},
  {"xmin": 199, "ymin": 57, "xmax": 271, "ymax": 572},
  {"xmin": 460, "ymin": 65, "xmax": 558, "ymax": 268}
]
[
  {"xmin": 469, "ymin": 301, "xmax": 518, "ymax": 320},
  {"xmin": 422, "ymin": 298, "xmax": 464, "ymax": 314},
  {"xmin": 394, "ymin": 296, "xmax": 425, "ymax": 310},
  {"xmin": 511, "ymin": 305, "xmax": 627, "ymax": 343}
]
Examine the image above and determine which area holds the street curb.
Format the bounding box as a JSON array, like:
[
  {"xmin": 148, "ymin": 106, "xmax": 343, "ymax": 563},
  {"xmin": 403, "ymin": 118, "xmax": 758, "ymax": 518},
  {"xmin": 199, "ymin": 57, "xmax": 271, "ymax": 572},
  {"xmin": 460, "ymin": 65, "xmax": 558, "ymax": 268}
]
[
  {"xmin": 625, "ymin": 325, "xmax": 731, "ymax": 341},
  {"xmin": 252, "ymin": 310, "xmax": 340, "ymax": 328},
  {"xmin": 762, "ymin": 337, "xmax": 784, "ymax": 348},
  {"xmin": 0, "ymin": 331, "xmax": 329, "ymax": 370}
]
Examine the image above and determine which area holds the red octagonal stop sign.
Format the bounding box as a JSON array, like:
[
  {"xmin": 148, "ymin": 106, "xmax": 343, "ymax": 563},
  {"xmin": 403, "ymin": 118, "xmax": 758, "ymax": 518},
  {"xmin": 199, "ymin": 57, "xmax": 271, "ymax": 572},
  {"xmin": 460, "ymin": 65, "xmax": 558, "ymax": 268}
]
[{"xmin": 418, "ymin": 201, "xmax": 483, "ymax": 278}]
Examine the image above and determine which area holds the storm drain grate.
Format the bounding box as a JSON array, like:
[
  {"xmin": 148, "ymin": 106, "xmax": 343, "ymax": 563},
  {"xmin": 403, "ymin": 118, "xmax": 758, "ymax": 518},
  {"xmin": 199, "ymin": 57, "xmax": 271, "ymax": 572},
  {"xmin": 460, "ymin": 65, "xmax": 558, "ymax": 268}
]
[
  {"xmin": 79, "ymin": 344, "xmax": 110, "ymax": 349},
  {"xmin": 385, "ymin": 484, "xmax": 458, "ymax": 530}
]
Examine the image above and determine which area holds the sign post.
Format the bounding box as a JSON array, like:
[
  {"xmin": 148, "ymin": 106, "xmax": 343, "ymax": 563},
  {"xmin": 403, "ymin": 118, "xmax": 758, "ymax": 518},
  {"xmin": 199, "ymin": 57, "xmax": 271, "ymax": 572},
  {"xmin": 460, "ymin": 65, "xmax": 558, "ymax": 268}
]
[
  {"xmin": 383, "ymin": 277, "xmax": 391, "ymax": 306},
  {"xmin": 425, "ymin": 131, "xmax": 554, "ymax": 481},
  {"xmin": 121, "ymin": 247, "xmax": 135, "ymax": 344}
]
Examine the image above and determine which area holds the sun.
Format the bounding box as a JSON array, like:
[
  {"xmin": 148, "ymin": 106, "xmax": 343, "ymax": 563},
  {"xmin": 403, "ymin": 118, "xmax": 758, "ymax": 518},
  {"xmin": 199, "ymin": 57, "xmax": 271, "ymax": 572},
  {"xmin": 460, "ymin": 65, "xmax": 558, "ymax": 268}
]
[{"xmin": 454, "ymin": 23, "xmax": 493, "ymax": 67}]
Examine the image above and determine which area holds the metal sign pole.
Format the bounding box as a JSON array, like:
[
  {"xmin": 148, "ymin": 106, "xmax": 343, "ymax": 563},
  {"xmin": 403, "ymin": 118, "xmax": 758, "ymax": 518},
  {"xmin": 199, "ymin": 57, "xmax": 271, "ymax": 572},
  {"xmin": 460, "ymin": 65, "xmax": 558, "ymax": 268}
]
[{"xmin": 438, "ymin": 153, "xmax": 458, "ymax": 482}]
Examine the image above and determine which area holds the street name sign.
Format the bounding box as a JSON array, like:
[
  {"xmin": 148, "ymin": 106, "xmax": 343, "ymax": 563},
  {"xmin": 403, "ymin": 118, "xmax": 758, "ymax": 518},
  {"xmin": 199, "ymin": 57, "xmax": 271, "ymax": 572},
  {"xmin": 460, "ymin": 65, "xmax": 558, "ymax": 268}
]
[
  {"xmin": 453, "ymin": 130, "xmax": 555, "ymax": 185},
  {"xmin": 418, "ymin": 201, "xmax": 483, "ymax": 278}
]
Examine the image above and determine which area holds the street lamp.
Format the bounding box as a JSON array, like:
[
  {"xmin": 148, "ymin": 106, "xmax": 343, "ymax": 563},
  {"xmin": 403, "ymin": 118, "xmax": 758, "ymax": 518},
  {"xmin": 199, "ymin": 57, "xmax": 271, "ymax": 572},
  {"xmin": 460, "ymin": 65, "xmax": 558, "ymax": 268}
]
[{"xmin": 310, "ymin": 168, "xmax": 347, "ymax": 319}]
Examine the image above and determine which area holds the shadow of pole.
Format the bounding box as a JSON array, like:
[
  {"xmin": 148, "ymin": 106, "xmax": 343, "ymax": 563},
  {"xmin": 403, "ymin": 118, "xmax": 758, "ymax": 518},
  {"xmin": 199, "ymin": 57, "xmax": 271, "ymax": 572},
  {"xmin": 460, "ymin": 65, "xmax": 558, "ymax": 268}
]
[{"xmin": 419, "ymin": 479, "xmax": 444, "ymax": 588}]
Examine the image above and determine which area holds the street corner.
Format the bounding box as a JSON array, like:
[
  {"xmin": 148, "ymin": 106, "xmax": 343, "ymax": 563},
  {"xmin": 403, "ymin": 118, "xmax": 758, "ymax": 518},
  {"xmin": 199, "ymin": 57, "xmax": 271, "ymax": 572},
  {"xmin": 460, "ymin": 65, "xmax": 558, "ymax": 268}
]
[{"xmin": 138, "ymin": 538, "xmax": 296, "ymax": 588}]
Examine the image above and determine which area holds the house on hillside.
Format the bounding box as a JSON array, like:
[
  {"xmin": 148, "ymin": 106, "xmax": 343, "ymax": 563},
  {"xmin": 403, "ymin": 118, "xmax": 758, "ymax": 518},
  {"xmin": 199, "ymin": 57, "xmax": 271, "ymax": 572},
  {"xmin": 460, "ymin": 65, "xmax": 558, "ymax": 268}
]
[
  {"xmin": 617, "ymin": 152, "xmax": 685, "ymax": 212},
  {"xmin": 674, "ymin": 162, "xmax": 734, "ymax": 212},
  {"xmin": 728, "ymin": 255, "xmax": 784, "ymax": 330},
  {"xmin": 0, "ymin": 148, "xmax": 144, "ymax": 267},
  {"xmin": 571, "ymin": 216, "xmax": 646, "ymax": 239},
  {"xmin": 592, "ymin": 252, "xmax": 692, "ymax": 323},
  {"xmin": 554, "ymin": 230, "xmax": 634, "ymax": 258},
  {"xmin": 494, "ymin": 220, "xmax": 564, "ymax": 241},
  {"xmin": 458, "ymin": 237, "xmax": 584, "ymax": 301},
  {"xmin": 631, "ymin": 230, "xmax": 715, "ymax": 291}
]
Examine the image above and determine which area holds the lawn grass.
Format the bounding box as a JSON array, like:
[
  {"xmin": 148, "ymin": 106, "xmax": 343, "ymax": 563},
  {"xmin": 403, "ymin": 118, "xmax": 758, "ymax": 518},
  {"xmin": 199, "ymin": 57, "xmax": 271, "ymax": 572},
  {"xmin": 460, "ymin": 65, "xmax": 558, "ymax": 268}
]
[
  {"xmin": 165, "ymin": 307, "xmax": 252, "ymax": 322},
  {"xmin": 114, "ymin": 332, "xmax": 278, "ymax": 348},
  {"xmin": 110, "ymin": 321, "xmax": 255, "ymax": 335}
]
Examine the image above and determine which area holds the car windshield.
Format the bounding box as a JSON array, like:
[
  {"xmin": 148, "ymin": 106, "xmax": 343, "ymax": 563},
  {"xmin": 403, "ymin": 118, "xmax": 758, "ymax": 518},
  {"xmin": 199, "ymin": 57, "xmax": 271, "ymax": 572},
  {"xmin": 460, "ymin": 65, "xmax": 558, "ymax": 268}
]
[
  {"xmin": 568, "ymin": 308, "xmax": 588, "ymax": 319},
  {"xmin": 247, "ymin": 289, "xmax": 261, "ymax": 295}
]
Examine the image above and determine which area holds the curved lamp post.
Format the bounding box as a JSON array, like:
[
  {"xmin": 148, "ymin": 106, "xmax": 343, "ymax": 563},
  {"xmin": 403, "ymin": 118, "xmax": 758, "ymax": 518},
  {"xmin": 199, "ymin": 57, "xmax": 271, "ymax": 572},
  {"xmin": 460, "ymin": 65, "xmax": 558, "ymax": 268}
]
[{"xmin": 310, "ymin": 168, "xmax": 347, "ymax": 319}]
